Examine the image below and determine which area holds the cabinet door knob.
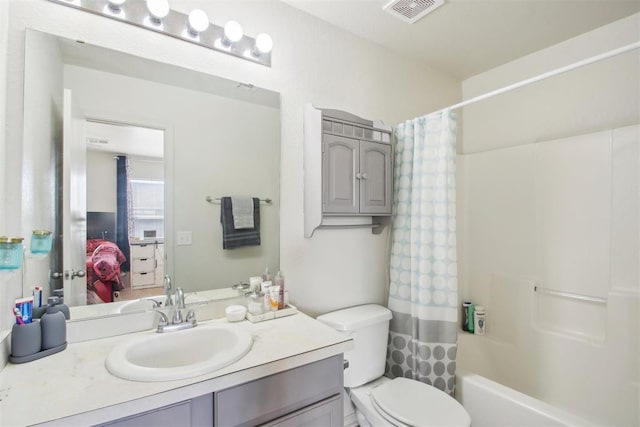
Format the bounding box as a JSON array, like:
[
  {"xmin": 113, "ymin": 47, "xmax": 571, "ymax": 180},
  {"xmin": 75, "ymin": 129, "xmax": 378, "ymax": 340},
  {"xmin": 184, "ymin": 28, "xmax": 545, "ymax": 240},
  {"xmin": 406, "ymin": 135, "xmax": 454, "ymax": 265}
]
[
  {"xmin": 355, "ymin": 173, "xmax": 362, "ymax": 179},
  {"xmin": 361, "ymin": 172, "xmax": 367, "ymax": 179}
]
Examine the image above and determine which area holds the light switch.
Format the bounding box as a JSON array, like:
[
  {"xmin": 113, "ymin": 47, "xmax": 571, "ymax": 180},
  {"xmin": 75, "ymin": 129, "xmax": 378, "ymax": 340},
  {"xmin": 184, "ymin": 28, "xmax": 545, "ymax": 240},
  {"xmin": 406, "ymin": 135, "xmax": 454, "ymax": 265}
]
[{"xmin": 177, "ymin": 231, "xmax": 192, "ymax": 246}]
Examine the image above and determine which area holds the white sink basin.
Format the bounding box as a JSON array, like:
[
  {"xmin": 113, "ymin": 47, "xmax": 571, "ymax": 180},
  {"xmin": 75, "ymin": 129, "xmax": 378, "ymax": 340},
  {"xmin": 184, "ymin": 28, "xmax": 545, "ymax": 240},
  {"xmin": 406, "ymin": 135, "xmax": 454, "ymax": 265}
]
[
  {"xmin": 116, "ymin": 294, "xmax": 209, "ymax": 314},
  {"xmin": 117, "ymin": 298, "xmax": 160, "ymax": 314},
  {"xmin": 105, "ymin": 323, "xmax": 253, "ymax": 381}
]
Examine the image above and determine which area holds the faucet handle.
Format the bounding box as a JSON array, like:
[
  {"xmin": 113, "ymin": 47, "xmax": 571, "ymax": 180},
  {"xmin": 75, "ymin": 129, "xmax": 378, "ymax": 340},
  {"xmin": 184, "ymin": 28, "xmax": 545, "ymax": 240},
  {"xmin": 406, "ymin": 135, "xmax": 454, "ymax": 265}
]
[
  {"xmin": 152, "ymin": 309, "xmax": 169, "ymax": 332},
  {"xmin": 185, "ymin": 309, "xmax": 197, "ymax": 326}
]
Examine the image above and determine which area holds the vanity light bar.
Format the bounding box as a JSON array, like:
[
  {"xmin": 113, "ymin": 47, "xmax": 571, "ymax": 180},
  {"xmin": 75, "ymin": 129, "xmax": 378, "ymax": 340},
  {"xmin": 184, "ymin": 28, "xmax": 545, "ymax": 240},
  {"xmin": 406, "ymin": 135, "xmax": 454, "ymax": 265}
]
[{"xmin": 47, "ymin": 0, "xmax": 272, "ymax": 67}]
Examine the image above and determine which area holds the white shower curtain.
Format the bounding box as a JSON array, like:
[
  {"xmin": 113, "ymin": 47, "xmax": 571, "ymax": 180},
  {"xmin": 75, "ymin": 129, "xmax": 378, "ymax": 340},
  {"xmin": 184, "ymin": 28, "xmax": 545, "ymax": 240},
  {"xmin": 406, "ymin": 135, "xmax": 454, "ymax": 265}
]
[{"xmin": 386, "ymin": 109, "xmax": 459, "ymax": 395}]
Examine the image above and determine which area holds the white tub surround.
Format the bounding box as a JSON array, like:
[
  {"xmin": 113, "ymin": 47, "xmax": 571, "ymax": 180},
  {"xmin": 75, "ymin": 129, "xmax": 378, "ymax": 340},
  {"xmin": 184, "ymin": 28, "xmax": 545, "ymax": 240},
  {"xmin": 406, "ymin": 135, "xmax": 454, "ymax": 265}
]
[
  {"xmin": 455, "ymin": 370, "xmax": 593, "ymax": 427},
  {"xmin": 0, "ymin": 312, "xmax": 352, "ymax": 426}
]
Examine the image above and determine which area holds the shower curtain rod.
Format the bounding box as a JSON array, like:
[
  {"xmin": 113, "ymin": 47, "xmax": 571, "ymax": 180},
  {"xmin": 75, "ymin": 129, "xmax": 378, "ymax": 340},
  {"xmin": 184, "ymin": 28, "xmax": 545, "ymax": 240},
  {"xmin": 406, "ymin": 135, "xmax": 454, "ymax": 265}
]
[{"xmin": 430, "ymin": 41, "xmax": 640, "ymax": 116}]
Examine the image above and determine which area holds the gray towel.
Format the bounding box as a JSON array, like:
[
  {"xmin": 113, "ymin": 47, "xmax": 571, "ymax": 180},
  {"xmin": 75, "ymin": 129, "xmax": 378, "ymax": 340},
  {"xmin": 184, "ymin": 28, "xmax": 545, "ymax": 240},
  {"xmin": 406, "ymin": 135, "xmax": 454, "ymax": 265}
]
[
  {"xmin": 220, "ymin": 197, "xmax": 260, "ymax": 249},
  {"xmin": 231, "ymin": 196, "xmax": 255, "ymax": 229}
]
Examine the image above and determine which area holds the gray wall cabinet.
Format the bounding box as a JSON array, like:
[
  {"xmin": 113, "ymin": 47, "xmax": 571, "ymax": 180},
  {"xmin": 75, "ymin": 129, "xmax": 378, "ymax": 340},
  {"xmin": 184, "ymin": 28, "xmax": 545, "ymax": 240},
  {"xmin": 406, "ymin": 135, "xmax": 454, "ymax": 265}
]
[{"xmin": 304, "ymin": 104, "xmax": 393, "ymax": 237}]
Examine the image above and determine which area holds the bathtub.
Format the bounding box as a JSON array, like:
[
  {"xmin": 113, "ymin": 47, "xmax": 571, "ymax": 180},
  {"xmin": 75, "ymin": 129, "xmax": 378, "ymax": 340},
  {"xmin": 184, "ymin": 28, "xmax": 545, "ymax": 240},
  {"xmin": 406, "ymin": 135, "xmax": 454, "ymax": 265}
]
[{"xmin": 455, "ymin": 370, "xmax": 592, "ymax": 426}]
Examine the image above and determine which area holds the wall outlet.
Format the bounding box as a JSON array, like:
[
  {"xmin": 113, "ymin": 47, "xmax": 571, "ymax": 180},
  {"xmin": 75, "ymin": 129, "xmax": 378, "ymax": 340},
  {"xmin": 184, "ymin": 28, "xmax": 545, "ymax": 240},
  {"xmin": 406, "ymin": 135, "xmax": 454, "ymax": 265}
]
[{"xmin": 176, "ymin": 231, "xmax": 192, "ymax": 246}]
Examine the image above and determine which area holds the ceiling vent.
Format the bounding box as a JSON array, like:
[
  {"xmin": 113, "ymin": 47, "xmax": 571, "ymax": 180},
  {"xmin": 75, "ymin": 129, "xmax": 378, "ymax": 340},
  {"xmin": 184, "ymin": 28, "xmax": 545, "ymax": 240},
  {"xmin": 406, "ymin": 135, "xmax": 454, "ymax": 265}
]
[
  {"xmin": 383, "ymin": 0, "xmax": 445, "ymax": 24},
  {"xmin": 87, "ymin": 137, "xmax": 109, "ymax": 145}
]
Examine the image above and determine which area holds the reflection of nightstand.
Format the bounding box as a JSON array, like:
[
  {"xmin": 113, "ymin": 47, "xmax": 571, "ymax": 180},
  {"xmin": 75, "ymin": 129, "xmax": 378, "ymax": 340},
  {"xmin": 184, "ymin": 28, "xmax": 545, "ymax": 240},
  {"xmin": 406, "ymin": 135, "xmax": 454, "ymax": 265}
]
[{"xmin": 130, "ymin": 241, "xmax": 164, "ymax": 289}]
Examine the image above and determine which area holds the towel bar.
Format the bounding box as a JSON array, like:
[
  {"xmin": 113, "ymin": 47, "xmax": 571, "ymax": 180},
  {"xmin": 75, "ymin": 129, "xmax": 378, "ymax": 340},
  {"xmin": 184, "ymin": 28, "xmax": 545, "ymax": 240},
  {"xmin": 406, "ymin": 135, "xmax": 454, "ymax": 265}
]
[
  {"xmin": 205, "ymin": 196, "xmax": 272, "ymax": 204},
  {"xmin": 534, "ymin": 286, "xmax": 606, "ymax": 304}
]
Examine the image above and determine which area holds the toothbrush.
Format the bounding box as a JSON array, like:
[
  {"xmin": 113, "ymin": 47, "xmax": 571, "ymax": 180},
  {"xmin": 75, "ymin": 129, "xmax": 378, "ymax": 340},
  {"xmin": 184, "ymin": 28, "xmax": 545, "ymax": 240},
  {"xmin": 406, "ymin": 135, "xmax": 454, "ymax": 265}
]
[{"xmin": 13, "ymin": 307, "xmax": 25, "ymax": 325}]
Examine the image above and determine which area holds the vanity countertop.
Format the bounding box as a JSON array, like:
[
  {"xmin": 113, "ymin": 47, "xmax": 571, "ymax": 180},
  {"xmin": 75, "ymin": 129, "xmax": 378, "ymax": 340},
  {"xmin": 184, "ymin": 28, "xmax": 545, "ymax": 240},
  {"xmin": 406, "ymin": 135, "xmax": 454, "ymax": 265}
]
[{"xmin": 0, "ymin": 312, "xmax": 352, "ymax": 426}]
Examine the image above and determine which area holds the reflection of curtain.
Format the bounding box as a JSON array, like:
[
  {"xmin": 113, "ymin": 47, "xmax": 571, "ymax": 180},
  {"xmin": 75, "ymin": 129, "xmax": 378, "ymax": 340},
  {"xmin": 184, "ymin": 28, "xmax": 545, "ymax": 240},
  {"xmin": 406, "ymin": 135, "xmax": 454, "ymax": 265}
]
[
  {"xmin": 116, "ymin": 156, "xmax": 130, "ymax": 271},
  {"xmin": 386, "ymin": 110, "xmax": 458, "ymax": 395}
]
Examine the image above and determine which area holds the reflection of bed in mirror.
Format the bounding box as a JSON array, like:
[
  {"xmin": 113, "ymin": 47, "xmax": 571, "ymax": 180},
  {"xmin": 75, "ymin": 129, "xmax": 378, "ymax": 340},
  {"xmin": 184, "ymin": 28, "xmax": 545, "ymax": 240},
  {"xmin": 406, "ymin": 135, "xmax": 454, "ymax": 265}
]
[{"xmin": 86, "ymin": 212, "xmax": 125, "ymax": 304}]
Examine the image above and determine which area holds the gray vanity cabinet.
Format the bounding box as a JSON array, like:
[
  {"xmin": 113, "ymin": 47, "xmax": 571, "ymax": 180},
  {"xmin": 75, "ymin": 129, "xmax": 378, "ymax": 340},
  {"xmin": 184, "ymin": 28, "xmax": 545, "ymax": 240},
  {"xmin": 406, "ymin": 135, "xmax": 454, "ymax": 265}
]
[
  {"xmin": 97, "ymin": 355, "xmax": 343, "ymax": 427},
  {"xmin": 322, "ymin": 133, "xmax": 392, "ymax": 215},
  {"xmin": 214, "ymin": 355, "xmax": 344, "ymax": 427}
]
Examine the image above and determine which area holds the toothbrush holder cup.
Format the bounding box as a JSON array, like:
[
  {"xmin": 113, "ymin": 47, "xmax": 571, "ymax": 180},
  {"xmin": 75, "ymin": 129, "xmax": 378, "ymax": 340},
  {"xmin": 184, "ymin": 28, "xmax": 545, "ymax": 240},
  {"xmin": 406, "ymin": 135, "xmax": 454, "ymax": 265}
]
[{"xmin": 10, "ymin": 321, "xmax": 41, "ymax": 358}]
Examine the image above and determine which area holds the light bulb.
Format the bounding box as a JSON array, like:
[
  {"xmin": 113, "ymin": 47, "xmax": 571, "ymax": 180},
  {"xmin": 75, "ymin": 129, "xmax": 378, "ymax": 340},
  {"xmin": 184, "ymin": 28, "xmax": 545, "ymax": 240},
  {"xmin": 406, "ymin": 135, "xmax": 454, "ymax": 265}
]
[
  {"xmin": 108, "ymin": 0, "xmax": 126, "ymax": 11},
  {"xmin": 188, "ymin": 9, "xmax": 209, "ymax": 35},
  {"xmin": 223, "ymin": 20, "xmax": 243, "ymax": 44},
  {"xmin": 147, "ymin": 0, "xmax": 169, "ymax": 21},
  {"xmin": 253, "ymin": 33, "xmax": 273, "ymax": 56}
]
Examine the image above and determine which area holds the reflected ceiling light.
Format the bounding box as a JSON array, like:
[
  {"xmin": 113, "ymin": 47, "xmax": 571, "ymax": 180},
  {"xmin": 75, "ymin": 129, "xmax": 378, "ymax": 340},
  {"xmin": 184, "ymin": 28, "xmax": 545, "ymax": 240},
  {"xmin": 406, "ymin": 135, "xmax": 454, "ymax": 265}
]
[
  {"xmin": 187, "ymin": 9, "xmax": 209, "ymax": 35},
  {"xmin": 107, "ymin": 0, "xmax": 126, "ymax": 11},
  {"xmin": 146, "ymin": 0, "xmax": 169, "ymax": 22},
  {"xmin": 252, "ymin": 33, "xmax": 273, "ymax": 56},
  {"xmin": 223, "ymin": 20, "xmax": 243, "ymax": 45}
]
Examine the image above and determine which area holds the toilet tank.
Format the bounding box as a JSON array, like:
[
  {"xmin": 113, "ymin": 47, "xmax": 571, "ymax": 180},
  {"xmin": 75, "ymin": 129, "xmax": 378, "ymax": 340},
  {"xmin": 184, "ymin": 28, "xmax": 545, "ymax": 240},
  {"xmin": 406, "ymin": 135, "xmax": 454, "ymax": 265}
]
[{"xmin": 317, "ymin": 304, "xmax": 392, "ymax": 388}]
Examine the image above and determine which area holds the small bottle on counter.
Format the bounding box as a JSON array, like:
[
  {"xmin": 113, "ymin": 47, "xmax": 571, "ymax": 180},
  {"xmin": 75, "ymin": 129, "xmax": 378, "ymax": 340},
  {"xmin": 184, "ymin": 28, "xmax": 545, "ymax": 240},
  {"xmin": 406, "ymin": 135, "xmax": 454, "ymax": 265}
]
[
  {"xmin": 462, "ymin": 301, "xmax": 471, "ymax": 331},
  {"xmin": 41, "ymin": 297, "xmax": 67, "ymax": 350},
  {"xmin": 249, "ymin": 276, "xmax": 262, "ymax": 292},
  {"xmin": 467, "ymin": 303, "xmax": 475, "ymax": 333},
  {"xmin": 275, "ymin": 270, "xmax": 285, "ymax": 309},
  {"xmin": 474, "ymin": 306, "xmax": 485, "ymax": 335},
  {"xmin": 261, "ymin": 281, "xmax": 272, "ymax": 312},
  {"xmin": 262, "ymin": 267, "xmax": 272, "ymax": 283}
]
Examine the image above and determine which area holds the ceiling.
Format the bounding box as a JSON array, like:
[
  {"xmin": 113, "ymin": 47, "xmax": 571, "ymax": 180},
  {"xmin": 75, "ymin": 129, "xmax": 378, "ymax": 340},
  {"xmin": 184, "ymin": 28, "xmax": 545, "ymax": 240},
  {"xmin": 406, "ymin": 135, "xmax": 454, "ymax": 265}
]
[
  {"xmin": 85, "ymin": 121, "xmax": 164, "ymax": 158},
  {"xmin": 282, "ymin": 0, "xmax": 640, "ymax": 79}
]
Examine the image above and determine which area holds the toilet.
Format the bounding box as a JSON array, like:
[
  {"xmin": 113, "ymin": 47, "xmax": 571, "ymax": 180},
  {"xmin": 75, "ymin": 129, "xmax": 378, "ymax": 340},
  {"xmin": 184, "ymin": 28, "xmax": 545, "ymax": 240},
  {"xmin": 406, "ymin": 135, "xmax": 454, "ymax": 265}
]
[{"xmin": 317, "ymin": 304, "xmax": 471, "ymax": 427}]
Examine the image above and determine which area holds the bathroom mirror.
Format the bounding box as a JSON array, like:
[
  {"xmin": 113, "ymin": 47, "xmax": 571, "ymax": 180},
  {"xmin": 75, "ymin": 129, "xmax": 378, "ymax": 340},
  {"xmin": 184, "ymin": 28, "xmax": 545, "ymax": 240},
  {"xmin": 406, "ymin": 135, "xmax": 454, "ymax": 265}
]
[{"xmin": 22, "ymin": 29, "xmax": 281, "ymax": 319}]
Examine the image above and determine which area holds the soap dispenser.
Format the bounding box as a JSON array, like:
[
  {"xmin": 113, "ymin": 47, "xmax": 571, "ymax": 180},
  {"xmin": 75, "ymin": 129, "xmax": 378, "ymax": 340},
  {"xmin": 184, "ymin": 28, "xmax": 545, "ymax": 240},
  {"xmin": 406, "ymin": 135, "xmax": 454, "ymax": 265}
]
[{"xmin": 40, "ymin": 297, "xmax": 67, "ymax": 350}]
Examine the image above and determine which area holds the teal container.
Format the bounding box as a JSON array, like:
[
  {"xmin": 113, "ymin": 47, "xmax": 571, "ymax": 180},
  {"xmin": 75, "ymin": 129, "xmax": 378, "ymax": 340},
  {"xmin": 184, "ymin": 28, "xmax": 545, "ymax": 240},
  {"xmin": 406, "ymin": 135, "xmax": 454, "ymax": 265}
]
[
  {"xmin": 0, "ymin": 237, "xmax": 24, "ymax": 270},
  {"xmin": 30, "ymin": 230, "xmax": 53, "ymax": 254}
]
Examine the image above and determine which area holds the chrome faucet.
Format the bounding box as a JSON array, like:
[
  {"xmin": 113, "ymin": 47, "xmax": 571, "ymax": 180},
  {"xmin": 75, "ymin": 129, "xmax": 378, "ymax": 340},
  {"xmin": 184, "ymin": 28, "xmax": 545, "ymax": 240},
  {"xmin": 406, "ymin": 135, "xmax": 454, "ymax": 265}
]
[
  {"xmin": 172, "ymin": 287, "xmax": 185, "ymax": 324},
  {"xmin": 163, "ymin": 274, "xmax": 174, "ymax": 307},
  {"xmin": 154, "ymin": 282, "xmax": 197, "ymax": 333}
]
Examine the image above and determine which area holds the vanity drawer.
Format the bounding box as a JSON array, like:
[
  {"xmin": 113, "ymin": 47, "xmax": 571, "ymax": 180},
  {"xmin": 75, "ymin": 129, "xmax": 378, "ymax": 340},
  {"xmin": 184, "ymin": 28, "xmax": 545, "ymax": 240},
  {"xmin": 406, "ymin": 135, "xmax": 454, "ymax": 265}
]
[
  {"xmin": 130, "ymin": 243, "xmax": 155, "ymax": 258},
  {"xmin": 131, "ymin": 271, "xmax": 155, "ymax": 287},
  {"xmin": 214, "ymin": 355, "xmax": 343, "ymax": 427},
  {"xmin": 131, "ymin": 257, "xmax": 154, "ymax": 272}
]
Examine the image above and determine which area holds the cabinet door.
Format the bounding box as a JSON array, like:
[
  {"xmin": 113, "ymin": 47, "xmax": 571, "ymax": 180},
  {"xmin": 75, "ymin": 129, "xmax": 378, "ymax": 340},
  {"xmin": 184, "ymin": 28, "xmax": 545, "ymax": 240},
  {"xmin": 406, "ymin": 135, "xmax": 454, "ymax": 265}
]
[
  {"xmin": 359, "ymin": 141, "xmax": 392, "ymax": 214},
  {"xmin": 215, "ymin": 355, "xmax": 343, "ymax": 427},
  {"xmin": 260, "ymin": 394, "xmax": 343, "ymax": 427},
  {"xmin": 322, "ymin": 134, "xmax": 359, "ymax": 214}
]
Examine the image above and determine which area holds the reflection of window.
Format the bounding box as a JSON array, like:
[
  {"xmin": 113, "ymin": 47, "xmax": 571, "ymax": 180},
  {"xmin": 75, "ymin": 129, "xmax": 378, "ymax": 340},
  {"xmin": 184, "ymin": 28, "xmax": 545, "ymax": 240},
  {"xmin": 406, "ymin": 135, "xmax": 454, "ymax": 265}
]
[{"xmin": 130, "ymin": 179, "xmax": 164, "ymax": 239}]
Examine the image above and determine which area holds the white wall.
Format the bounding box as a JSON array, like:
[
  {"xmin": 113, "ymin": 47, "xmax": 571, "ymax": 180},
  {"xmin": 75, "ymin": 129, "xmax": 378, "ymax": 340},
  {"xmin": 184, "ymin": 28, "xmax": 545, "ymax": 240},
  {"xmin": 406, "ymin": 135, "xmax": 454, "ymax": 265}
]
[
  {"xmin": 86, "ymin": 150, "xmax": 117, "ymax": 213},
  {"xmin": 0, "ymin": 0, "xmax": 9, "ymax": 357},
  {"xmin": 3, "ymin": 0, "xmax": 461, "ymax": 336},
  {"xmin": 458, "ymin": 14, "xmax": 639, "ymax": 426},
  {"xmin": 0, "ymin": 27, "xmax": 63, "ymax": 332}
]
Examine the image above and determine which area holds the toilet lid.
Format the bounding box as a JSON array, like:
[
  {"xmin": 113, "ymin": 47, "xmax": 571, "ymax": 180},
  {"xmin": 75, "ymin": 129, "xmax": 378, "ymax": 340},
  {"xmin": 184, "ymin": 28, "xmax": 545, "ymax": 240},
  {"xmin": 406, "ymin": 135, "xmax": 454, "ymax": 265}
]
[{"xmin": 370, "ymin": 377, "xmax": 471, "ymax": 427}]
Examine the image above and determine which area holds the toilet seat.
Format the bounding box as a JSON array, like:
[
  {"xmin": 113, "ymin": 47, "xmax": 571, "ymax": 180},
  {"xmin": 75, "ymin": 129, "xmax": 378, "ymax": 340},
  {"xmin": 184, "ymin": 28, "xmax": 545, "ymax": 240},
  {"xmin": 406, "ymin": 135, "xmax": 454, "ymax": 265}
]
[{"xmin": 369, "ymin": 377, "xmax": 471, "ymax": 427}]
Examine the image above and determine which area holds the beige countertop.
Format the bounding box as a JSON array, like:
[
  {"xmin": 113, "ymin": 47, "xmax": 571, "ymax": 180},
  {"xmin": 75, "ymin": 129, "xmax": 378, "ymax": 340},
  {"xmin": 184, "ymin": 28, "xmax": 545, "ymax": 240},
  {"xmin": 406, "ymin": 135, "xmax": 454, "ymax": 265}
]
[{"xmin": 0, "ymin": 312, "xmax": 352, "ymax": 426}]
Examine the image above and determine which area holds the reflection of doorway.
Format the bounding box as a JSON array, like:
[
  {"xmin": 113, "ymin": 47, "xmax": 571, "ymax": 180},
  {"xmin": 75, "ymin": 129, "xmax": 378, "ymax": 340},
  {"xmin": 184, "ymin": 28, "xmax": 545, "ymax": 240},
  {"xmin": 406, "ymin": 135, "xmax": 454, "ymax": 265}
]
[{"xmin": 84, "ymin": 120, "xmax": 165, "ymax": 303}]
